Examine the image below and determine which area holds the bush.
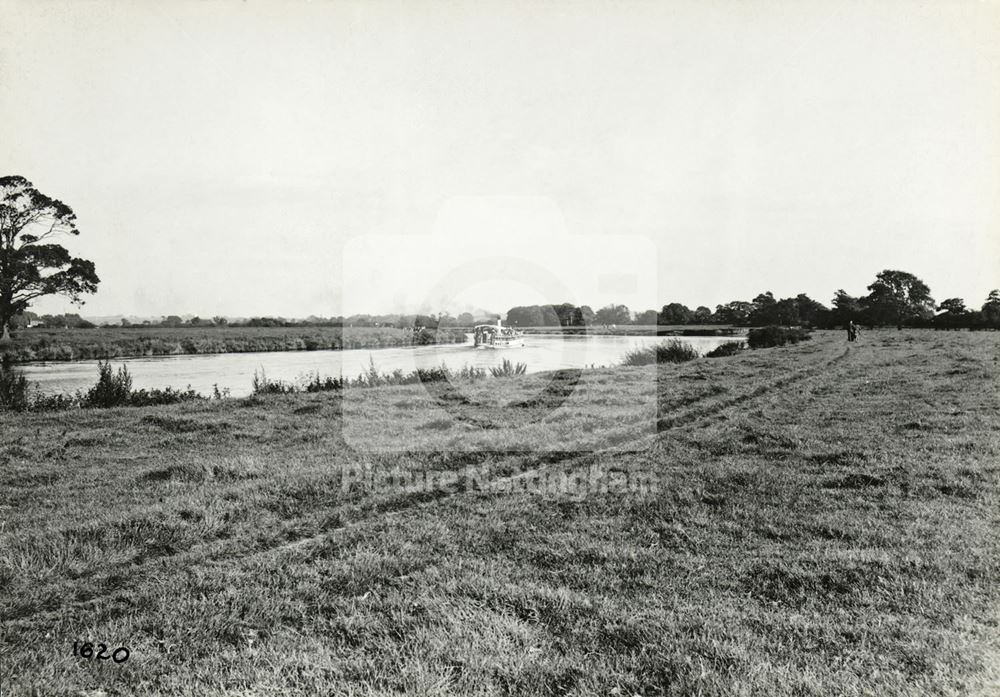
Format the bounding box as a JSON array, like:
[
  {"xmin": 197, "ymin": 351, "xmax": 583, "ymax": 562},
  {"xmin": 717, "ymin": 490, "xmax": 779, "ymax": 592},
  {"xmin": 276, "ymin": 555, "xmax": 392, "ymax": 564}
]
[
  {"xmin": 706, "ymin": 341, "xmax": 746, "ymax": 358},
  {"xmin": 747, "ymin": 326, "xmax": 812, "ymax": 349},
  {"xmin": 251, "ymin": 369, "xmax": 297, "ymax": 395},
  {"xmin": 302, "ymin": 372, "xmax": 344, "ymax": 393},
  {"xmin": 621, "ymin": 347, "xmax": 655, "ymax": 366},
  {"xmin": 0, "ymin": 354, "xmax": 30, "ymax": 411},
  {"xmin": 456, "ymin": 364, "xmax": 487, "ymax": 381},
  {"xmin": 128, "ymin": 386, "xmax": 202, "ymax": 407},
  {"xmin": 361, "ymin": 357, "xmax": 383, "ymax": 387},
  {"xmin": 622, "ymin": 339, "xmax": 700, "ymax": 366},
  {"xmin": 31, "ymin": 393, "xmax": 81, "ymax": 411},
  {"xmin": 655, "ymin": 340, "xmax": 700, "ymax": 363},
  {"xmin": 84, "ymin": 361, "xmax": 133, "ymax": 408},
  {"xmin": 413, "ymin": 366, "xmax": 452, "ymax": 383},
  {"xmin": 491, "ymin": 358, "xmax": 527, "ymax": 378}
]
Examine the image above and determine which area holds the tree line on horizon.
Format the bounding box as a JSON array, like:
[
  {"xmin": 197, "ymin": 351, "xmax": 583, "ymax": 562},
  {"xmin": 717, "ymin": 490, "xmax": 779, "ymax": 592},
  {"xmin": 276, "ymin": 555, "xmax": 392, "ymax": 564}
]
[
  {"xmin": 8, "ymin": 311, "xmax": 490, "ymax": 331},
  {"xmin": 10, "ymin": 269, "xmax": 1000, "ymax": 333},
  {"xmin": 507, "ymin": 270, "xmax": 1000, "ymax": 330}
]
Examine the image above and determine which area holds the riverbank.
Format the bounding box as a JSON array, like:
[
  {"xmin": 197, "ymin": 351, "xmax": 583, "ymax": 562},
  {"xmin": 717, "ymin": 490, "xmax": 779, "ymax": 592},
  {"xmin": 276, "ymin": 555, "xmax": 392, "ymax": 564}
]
[
  {"xmin": 0, "ymin": 325, "xmax": 469, "ymax": 362},
  {"xmin": 2, "ymin": 330, "xmax": 997, "ymax": 695}
]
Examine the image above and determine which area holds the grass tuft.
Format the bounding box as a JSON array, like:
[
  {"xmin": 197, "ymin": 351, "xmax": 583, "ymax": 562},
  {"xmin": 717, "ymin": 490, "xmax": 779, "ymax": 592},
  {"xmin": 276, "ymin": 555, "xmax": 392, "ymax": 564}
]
[{"xmin": 490, "ymin": 358, "xmax": 527, "ymax": 378}]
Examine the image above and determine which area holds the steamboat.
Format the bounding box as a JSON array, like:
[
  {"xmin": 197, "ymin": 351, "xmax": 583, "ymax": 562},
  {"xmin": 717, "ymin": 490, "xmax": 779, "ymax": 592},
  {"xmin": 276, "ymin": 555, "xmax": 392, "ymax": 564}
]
[{"xmin": 470, "ymin": 319, "xmax": 524, "ymax": 349}]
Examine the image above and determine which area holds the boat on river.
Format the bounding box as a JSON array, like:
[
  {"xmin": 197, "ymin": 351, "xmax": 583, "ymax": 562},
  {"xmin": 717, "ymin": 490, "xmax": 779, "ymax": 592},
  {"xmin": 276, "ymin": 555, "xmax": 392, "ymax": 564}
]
[{"xmin": 470, "ymin": 319, "xmax": 524, "ymax": 349}]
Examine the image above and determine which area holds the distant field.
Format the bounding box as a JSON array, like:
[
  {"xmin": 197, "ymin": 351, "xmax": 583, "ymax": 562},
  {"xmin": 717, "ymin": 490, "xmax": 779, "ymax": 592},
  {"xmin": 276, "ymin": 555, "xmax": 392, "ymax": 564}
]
[
  {"xmin": 1, "ymin": 330, "xmax": 997, "ymax": 695},
  {"xmin": 2, "ymin": 326, "xmax": 469, "ymax": 362}
]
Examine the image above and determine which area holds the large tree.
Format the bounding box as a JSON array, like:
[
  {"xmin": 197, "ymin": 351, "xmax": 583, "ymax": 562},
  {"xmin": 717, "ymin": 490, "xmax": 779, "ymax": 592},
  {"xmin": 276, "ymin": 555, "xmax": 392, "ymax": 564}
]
[
  {"xmin": 573, "ymin": 305, "xmax": 595, "ymax": 326},
  {"xmin": 506, "ymin": 305, "xmax": 544, "ymax": 327},
  {"xmin": 714, "ymin": 300, "xmax": 753, "ymax": 326},
  {"xmin": 748, "ymin": 292, "xmax": 778, "ymax": 325},
  {"xmin": 594, "ymin": 303, "xmax": 631, "ymax": 326},
  {"xmin": 633, "ymin": 309, "xmax": 658, "ymax": 325},
  {"xmin": 692, "ymin": 306, "xmax": 714, "ymax": 324},
  {"xmin": 982, "ymin": 290, "xmax": 1000, "ymax": 327},
  {"xmin": 935, "ymin": 298, "xmax": 969, "ymax": 329},
  {"xmin": 552, "ymin": 302, "xmax": 578, "ymax": 327},
  {"xmin": 831, "ymin": 289, "xmax": 865, "ymax": 326},
  {"xmin": 0, "ymin": 176, "xmax": 99, "ymax": 339},
  {"xmin": 795, "ymin": 294, "xmax": 829, "ymax": 327},
  {"xmin": 658, "ymin": 303, "xmax": 693, "ymax": 325},
  {"xmin": 865, "ymin": 269, "xmax": 935, "ymax": 326},
  {"xmin": 938, "ymin": 298, "xmax": 966, "ymax": 315}
]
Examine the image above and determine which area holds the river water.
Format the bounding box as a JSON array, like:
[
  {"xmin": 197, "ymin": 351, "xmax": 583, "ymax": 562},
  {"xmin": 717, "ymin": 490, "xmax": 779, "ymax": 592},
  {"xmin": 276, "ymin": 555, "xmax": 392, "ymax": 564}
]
[{"xmin": 19, "ymin": 334, "xmax": 740, "ymax": 398}]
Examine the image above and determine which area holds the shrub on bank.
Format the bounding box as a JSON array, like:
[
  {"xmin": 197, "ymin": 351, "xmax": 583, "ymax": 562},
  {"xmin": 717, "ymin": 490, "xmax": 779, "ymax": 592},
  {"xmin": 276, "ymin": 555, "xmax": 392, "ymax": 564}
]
[
  {"xmin": 33, "ymin": 393, "xmax": 82, "ymax": 411},
  {"xmin": 621, "ymin": 347, "xmax": 655, "ymax": 366},
  {"xmin": 128, "ymin": 386, "xmax": 202, "ymax": 407},
  {"xmin": 303, "ymin": 372, "xmax": 345, "ymax": 392},
  {"xmin": 457, "ymin": 364, "xmax": 488, "ymax": 381},
  {"xmin": 706, "ymin": 341, "xmax": 746, "ymax": 358},
  {"xmin": 0, "ymin": 355, "xmax": 30, "ymax": 411},
  {"xmin": 747, "ymin": 326, "xmax": 812, "ymax": 349},
  {"xmin": 83, "ymin": 361, "xmax": 204, "ymax": 407},
  {"xmin": 622, "ymin": 340, "xmax": 700, "ymax": 366},
  {"xmin": 413, "ymin": 366, "xmax": 453, "ymax": 383},
  {"xmin": 656, "ymin": 340, "xmax": 700, "ymax": 363},
  {"xmin": 252, "ymin": 370, "xmax": 297, "ymax": 395},
  {"xmin": 85, "ymin": 361, "xmax": 133, "ymax": 408}
]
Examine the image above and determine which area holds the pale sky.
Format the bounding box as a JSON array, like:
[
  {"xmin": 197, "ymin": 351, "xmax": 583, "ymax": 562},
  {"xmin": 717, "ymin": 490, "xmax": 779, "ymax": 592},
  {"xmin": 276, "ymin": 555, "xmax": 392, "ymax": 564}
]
[{"xmin": 2, "ymin": 0, "xmax": 998, "ymax": 318}]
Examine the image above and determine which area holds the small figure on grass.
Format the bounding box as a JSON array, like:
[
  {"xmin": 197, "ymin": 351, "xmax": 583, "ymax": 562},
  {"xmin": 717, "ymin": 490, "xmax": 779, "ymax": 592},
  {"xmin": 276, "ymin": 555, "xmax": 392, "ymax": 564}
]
[{"xmin": 847, "ymin": 321, "xmax": 860, "ymax": 342}]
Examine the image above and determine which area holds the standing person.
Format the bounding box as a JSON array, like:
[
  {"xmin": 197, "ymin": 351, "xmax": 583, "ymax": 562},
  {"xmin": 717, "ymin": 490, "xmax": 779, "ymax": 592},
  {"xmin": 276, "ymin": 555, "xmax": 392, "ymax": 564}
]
[{"xmin": 847, "ymin": 320, "xmax": 858, "ymax": 342}]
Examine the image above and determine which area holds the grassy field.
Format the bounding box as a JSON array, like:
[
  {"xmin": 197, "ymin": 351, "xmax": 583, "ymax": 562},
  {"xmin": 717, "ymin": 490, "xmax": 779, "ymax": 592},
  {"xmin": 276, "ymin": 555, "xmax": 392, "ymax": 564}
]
[
  {"xmin": 1, "ymin": 326, "xmax": 469, "ymax": 362},
  {"xmin": 1, "ymin": 330, "xmax": 997, "ymax": 695}
]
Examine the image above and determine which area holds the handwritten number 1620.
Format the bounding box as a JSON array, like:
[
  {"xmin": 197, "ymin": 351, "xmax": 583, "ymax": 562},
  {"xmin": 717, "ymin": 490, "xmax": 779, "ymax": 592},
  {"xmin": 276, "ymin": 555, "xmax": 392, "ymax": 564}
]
[{"xmin": 73, "ymin": 641, "xmax": 129, "ymax": 663}]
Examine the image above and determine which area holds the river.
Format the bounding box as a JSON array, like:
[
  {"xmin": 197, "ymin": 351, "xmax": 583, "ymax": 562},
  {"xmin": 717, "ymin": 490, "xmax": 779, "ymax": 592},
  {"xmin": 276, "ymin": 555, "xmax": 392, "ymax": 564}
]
[{"xmin": 19, "ymin": 334, "xmax": 741, "ymax": 398}]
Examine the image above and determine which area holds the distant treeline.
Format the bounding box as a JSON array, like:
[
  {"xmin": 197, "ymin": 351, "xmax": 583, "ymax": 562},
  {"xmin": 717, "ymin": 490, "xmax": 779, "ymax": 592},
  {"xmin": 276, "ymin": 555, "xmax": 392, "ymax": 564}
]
[
  {"xmin": 507, "ymin": 270, "xmax": 1000, "ymax": 330},
  {"xmin": 11, "ymin": 312, "xmax": 470, "ymax": 331},
  {"xmin": 12, "ymin": 269, "xmax": 999, "ymax": 335}
]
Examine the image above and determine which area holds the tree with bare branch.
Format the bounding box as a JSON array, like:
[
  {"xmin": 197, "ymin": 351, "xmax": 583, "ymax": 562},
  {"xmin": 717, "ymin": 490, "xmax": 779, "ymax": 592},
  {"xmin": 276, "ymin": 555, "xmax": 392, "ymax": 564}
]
[{"xmin": 0, "ymin": 176, "xmax": 100, "ymax": 340}]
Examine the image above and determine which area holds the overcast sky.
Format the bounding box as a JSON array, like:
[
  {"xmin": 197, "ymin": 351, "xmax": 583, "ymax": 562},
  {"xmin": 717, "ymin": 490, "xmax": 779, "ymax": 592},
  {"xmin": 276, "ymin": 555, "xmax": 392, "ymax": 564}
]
[{"xmin": 2, "ymin": 0, "xmax": 997, "ymax": 318}]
